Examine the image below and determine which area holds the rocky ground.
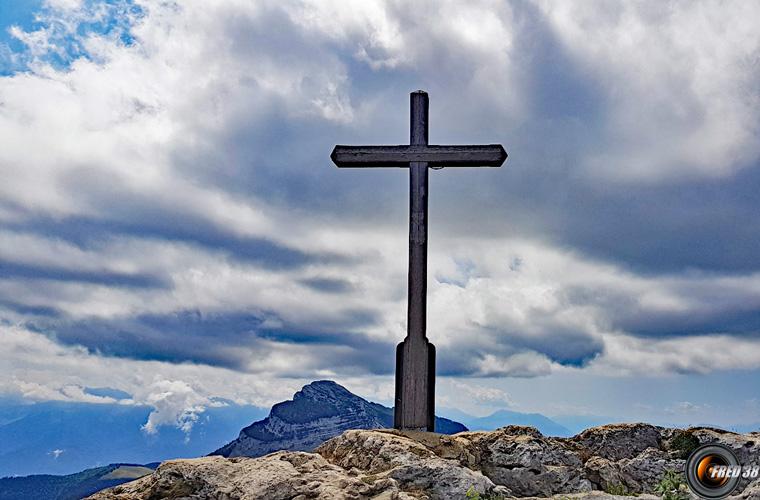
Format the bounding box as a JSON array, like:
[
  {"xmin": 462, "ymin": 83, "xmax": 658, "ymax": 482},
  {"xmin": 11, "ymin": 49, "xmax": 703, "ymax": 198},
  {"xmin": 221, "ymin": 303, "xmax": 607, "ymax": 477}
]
[{"xmin": 88, "ymin": 423, "xmax": 760, "ymax": 500}]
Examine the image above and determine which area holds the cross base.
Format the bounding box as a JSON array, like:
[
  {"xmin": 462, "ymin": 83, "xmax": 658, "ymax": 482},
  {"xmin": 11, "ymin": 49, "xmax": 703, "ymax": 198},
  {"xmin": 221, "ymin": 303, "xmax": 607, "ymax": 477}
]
[{"xmin": 394, "ymin": 337, "xmax": 436, "ymax": 431}]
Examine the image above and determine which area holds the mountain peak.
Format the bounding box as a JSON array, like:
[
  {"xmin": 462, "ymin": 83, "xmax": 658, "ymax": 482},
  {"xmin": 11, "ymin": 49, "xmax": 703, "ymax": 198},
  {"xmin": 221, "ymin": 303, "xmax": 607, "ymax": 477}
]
[
  {"xmin": 303, "ymin": 379, "xmax": 340, "ymax": 387},
  {"xmin": 212, "ymin": 380, "xmax": 466, "ymax": 458},
  {"xmin": 295, "ymin": 380, "xmax": 357, "ymax": 401}
]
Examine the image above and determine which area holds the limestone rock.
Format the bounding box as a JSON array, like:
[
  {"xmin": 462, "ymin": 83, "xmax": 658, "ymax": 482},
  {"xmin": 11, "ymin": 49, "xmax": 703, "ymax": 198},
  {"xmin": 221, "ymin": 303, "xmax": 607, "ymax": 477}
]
[
  {"xmin": 88, "ymin": 452, "xmax": 413, "ymax": 500},
  {"xmin": 583, "ymin": 456, "xmax": 625, "ymax": 492},
  {"xmin": 521, "ymin": 493, "xmax": 660, "ymax": 500},
  {"xmin": 618, "ymin": 447, "xmax": 684, "ymax": 492},
  {"xmin": 462, "ymin": 426, "xmax": 591, "ymax": 497},
  {"xmin": 689, "ymin": 428, "xmax": 760, "ymax": 464},
  {"xmin": 89, "ymin": 424, "xmax": 760, "ymax": 500},
  {"xmin": 573, "ymin": 423, "xmax": 663, "ymax": 461},
  {"xmin": 317, "ymin": 429, "xmax": 510, "ymax": 499},
  {"xmin": 729, "ymin": 479, "xmax": 760, "ymax": 500}
]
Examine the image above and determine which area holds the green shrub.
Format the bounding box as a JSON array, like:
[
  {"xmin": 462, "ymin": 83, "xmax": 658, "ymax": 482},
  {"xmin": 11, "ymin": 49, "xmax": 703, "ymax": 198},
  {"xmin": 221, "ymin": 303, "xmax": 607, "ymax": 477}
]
[
  {"xmin": 465, "ymin": 487, "xmax": 483, "ymax": 499},
  {"xmin": 670, "ymin": 431, "xmax": 700, "ymax": 459},
  {"xmin": 605, "ymin": 482, "xmax": 631, "ymax": 496},
  {"xmin": 465, "ymin": 486, "xmax": 507, "ymax": 500},
  {"xmin": 654, "ymin": 469, "xmax": 690, "ymax": 500}
]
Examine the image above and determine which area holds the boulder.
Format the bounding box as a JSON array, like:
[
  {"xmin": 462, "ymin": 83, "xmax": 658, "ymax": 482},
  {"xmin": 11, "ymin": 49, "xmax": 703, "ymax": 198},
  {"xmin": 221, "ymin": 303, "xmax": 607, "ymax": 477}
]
[
  {"xmin": 88, "ymin": 452, "xmax": 413, "ymax": 500},
  {"xmin": 583, "ymin": 456, "xmax": 625, "ymax": 492},
  {"xmin": 317, "ymin": 429, "xmax": 510, "ymax": 499},
  {"xmin": 461, "ymin": 426, "xmax": 591, "ymax": 496},
  {"xmin": 618, "ymin": 447, "xmax": 684, "ymax": 492},
  {"xmin": 573, "ymin": 424, "xmax": 663, "ymax": 461}
]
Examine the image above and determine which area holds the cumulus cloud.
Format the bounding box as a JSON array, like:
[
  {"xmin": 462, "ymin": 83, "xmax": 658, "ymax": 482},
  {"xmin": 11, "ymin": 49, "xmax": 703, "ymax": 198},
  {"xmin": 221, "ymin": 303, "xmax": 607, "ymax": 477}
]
[
  {"xmin": 536, "ymin": 0, "xmax": 760, "ymax": 182},
  {"xmin": 588, "ymin": 334, "xmax": 760, "ymax": 376},
  {"xmin": 429, "ymin": 237, "xmax": 760, "ymax": 376},
  {"xmin": 12, "ymin": 380, "xmax": 118, "ymax": 404},
  {"xmin": 139, "ymin": 379, "xmax": 217, "ymax": 435}
]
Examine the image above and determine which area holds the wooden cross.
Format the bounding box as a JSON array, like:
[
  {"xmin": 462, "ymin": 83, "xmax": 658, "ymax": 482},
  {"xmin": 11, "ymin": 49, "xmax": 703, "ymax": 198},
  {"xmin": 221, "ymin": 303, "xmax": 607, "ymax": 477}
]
[{"xmin": 331, "ymin": 90, "xmax": 507, "ymax": 431}]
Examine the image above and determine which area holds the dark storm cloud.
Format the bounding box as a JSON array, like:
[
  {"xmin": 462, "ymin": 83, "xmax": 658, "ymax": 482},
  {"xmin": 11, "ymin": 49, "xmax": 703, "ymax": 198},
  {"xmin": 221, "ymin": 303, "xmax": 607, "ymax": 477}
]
[
  {"xmin": 0, "ymin": 300, "xmax": 61, "ymax": 317},
  {"xmin": 299, "ymin": 277, "xmax": 354, "ymax": 294},
  {"xmin": 436, "ymin": 346, "xmax": 555, "ymax": 378},
  {"xmin": 565, "ymin": 284, "xmax": 760, "ymax": 338},
  {"xmin": 83, "ymin": 386, "xmax": 132, "ymax": 400},
  {"xmin": 0, "ymin": 258, "xmax": 168, "ymax": 288},
  {"xmin": 3, "ymin": 210, "xmax": 346, "ymax": 270},
  {"xmin": 621, "ymin": 309, "xmax": 760, "ymax": 337},
  {"xmin": 485, "ymin": 325, "xmax": 602, "ymax": 366},
  {"xmin": 519, "ymin": 164, "xmax": 760, "ymax": 275},
  {"xmin": 26, "ymin": 310, "xmax": 267, "ymax": 368},
  {"xmin": 434, "ymin": 312, "xmax": 604, "ymax": 376},
  {"xmin": 24, "ymin": 308, "xmax": 392, "ymax": 374}
]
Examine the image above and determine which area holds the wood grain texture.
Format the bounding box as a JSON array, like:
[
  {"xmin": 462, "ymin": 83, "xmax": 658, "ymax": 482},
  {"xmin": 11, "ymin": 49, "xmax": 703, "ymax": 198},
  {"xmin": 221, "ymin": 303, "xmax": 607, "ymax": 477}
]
[
  {"xmin": 395, "ymin": 336, "xmax": 434, "ymax": 430},
  {"xmin": 393, "ymin": 91, "xmax": 435, "ymax": 431},
  {"xmin": 330, "ymin": 144, "xmax": 507, "ymax": 168}
]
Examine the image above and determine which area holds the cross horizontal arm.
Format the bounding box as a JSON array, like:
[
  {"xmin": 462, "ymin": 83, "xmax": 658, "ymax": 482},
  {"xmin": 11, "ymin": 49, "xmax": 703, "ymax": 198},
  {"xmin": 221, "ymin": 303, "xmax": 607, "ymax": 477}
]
[{"xmin": 331, "ymin": 145, "xmax": 507, "ymax": 168}]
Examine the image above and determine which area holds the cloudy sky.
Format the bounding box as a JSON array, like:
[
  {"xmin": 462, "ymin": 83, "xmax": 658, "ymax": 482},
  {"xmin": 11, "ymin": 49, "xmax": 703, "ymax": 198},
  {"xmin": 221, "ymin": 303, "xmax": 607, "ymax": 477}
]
[{"xmin": 1, "ymin": 0, "xmax": 759, "ymax": 434}]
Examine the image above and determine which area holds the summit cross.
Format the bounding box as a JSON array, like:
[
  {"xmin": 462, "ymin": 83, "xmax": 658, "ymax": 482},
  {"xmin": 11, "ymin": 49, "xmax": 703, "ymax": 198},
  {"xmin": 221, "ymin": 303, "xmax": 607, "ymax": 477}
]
[{"xmin": 331, "ymin": 90, "xmax": 507, "ymax": 431}]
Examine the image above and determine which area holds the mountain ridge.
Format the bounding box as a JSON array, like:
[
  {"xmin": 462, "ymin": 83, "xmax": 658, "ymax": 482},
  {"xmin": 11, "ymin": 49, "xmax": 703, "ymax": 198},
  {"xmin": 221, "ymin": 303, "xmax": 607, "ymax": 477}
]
[
  {"xmin": 213, "ymin": 380, "xmax": 466, "ymax": 457},
  {"xmin": 0, "ymin": 463, "xmax": 156, "ymax": 500},
  {"xmin": 466, "ymin": 408, "xmax": 572, "ymax": 436}
]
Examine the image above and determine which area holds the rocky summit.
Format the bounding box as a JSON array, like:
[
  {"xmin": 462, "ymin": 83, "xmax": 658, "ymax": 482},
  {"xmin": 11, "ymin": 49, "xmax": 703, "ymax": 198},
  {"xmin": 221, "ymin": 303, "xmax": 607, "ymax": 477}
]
[
  {"xmin": 89, "ymin": 423, "xmax": 760, "ymax": 500},
  {"xmin": 212, "ymin": 380, "xmax": 466, "ymax": 458}
]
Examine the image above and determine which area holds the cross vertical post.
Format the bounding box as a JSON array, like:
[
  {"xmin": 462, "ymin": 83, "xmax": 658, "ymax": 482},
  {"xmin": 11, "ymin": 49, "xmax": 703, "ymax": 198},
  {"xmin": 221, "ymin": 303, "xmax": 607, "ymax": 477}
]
[
  {"xmin": 330, "ymin": 90, "xmax": 507, "ymax": 432},
  {"xmin": 395, "ymin": 91, "xmax": 436, "ymax": 430}
]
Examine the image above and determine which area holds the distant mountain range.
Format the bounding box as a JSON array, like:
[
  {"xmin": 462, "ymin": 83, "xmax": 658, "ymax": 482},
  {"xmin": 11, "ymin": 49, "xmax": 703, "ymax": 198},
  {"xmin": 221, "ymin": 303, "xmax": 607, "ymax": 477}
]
[
  {"xmin": 436, "ymin": 409, "xmax": 667, "ymax": 438},
  {"xmin": 0, "ymin": 398, "xmax": 267, "ymax": 477},
  {"xmin": 438, "ymin": 407, "xmax": 574, "ymax": 437},
  {"xmin": 551, "ymin": 415, "xmax": 621, "ymax": 435},
  {"xmin": 213, "ymin": 380, "xmax": 467, "ymax": 457},
  {"xmin": 732, "ymin": 422, "xmax": 760, "ymax": 433},
  {"xmin": 0, "ymin": 463, "xmax": 156, "ymax": 500},
  {"xmin": 436, "ymin": 410, "xmax": 759, "ymax": 437},
  {"xmin": 467, "ymin": 409, "xmax": 572, "ymax": 436}
]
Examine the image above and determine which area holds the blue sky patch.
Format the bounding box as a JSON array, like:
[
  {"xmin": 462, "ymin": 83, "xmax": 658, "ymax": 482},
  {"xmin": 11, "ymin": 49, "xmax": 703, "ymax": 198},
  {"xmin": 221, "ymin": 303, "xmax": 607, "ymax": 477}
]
[{"xmin": 0, "ymin": 0, "xmax": 143, "ymax": 75}]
